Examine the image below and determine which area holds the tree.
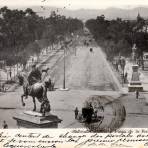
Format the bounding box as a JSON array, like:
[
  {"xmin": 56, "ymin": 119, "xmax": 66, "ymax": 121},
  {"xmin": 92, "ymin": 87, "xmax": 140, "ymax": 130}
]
[
  {"xmin": 86, "ymin": 14, "xmax": 148, "ymax": 60},
  {"xmin": 0, "ymin": 7, "xmax": 83, "ymax": 67}
]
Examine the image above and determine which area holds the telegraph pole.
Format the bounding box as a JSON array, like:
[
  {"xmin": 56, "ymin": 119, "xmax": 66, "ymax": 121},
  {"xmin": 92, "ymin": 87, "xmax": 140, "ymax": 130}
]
[{"xmin": 63, "ymin": 45, "xmax": 66, "ymax": 89}]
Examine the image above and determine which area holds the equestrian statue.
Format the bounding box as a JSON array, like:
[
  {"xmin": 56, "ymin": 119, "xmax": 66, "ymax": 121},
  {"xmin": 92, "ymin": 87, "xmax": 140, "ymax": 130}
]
[{"xmin": 19, "ymin": 64, "xmax": 51, "ymax": 116}]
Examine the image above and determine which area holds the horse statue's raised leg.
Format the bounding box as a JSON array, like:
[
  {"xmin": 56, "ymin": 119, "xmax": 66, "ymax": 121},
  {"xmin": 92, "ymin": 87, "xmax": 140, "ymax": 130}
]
[
  {"xmin": 21, "ymin": 84, "xmax": 29, "ymax": 107},
  {"xmin": 32, "ymin": 97, "xmax": 36, "ymax": 111}
]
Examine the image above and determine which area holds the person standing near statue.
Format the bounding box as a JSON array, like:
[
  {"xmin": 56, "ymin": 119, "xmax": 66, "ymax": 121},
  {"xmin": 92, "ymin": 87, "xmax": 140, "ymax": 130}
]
[
  {"xmin": 9, "ymin": 68, "xmax": 12, "ymax": 80},
  {"xmin": 74, "ymin": 107, "xmax": 79, "ymax": 119},
  {"xmin": 136, "ymin": 90, "xmax": 139, "ymax": 99},
  {"xmin": 124, "ymin": 72, "xmax": 128, "ymax": 83}
]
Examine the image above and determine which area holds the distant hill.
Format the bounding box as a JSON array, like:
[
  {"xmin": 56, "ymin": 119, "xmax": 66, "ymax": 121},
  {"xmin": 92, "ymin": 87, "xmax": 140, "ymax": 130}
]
[{"xmin": 5, "ymin": 6, "xmax": 148, "ymax": 20}]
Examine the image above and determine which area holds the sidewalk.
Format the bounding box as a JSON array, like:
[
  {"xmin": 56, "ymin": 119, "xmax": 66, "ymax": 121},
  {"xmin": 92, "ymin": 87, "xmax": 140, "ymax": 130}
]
[
  {"xmin": 122, "ymin": 59, "xmax": 148, "ymax": 113},
  {"xmin": 109, "ymin": 59, "xmax": 148, "ymax": 128}
]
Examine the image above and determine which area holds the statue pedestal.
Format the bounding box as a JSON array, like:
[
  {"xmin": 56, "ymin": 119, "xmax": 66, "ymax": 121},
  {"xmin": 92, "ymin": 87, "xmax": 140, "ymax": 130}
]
[
  {"xmin": 13, "ymin": 111, "xmax": 62, "ymax": 128},
  {"xmin": 128, "ymin": 82, "xmax": 143, "ymax": 92},
  {"xmin": 128, "ymin": 65, "xmax": 143, "ymax": 92}
]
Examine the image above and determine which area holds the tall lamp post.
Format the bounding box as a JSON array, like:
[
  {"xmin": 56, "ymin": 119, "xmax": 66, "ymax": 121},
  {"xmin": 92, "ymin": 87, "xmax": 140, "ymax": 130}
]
[
  {"xmin": 63, "ymin": 44, "xmax": 66, "ymax": 89},
  {"xmin": 59, "ymin": 5, "xmax": 71, "ymax": 91},
  {"xmin": 59, "ymin": 40, "xmax": 69, "ymax": 91},
  {"xmin": 120, "ymin": 58, "xmax": 126, "ymax": 86}
]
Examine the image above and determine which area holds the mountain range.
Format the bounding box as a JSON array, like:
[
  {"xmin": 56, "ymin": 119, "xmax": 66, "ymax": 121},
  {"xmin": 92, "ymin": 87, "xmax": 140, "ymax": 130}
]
[{"xmin": 6, "ymin": 6, "xmax": 148, "ymax": 20}]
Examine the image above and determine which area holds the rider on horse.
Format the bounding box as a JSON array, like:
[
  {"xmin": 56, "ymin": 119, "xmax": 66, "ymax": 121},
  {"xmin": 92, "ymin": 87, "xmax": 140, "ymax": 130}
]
[
  {"xmin": 21, "ymin": 64, "xmax": 51, "ymax": 115},
  {"xmin": 25, "ymin": 64, "xmax": 42, "ymax": 98},
  {"xmin": 28, "ymin": 64, "xmax": 41, "ymax": 85}
]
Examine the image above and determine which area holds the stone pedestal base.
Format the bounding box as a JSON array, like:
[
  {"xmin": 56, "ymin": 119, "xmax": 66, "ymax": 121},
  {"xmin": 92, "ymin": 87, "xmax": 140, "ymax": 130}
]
[
  {"xmin": 13, "ymin": 111, "xmax": 62, "ymax": 128},
  {"xmin": 128, "ymin": 83, "xmax": 143, "ymax": 92},
  {"xmin": 59, "ymin": 88, "xmax": 69, "ymax": 91}
]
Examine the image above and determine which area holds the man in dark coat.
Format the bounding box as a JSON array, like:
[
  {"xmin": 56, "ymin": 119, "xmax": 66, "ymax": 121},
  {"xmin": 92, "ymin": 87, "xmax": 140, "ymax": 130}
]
[
  {"xmin": 25, "ymin": 64, "xmax": 41, "ymax": 99},
  {"xmin": 136, "ymin": 90, "xmax": 139, "ymax": 99},
  {"xmin": 28, "ymin": 64, "xmax": 41, "ymax": 85},
  {"xmin": 74, "ymin": 107, "xmax": 79, "ymax": 119}
]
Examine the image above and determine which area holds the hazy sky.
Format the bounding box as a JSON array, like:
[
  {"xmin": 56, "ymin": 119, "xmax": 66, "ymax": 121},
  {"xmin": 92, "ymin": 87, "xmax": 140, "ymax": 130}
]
[{"xmin": 0, "ymin": 0, "xmax": 148, "ymax": 9}]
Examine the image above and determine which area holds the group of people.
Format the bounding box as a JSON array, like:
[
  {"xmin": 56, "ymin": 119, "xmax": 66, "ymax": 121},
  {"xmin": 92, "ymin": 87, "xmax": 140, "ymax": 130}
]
[
  {"xmin": 113, "ymin": 57, "xmax": 128, "ymax": 84},
  {"xmin": 84, "ymin": 40, "xmax": 89, "ymax": 46}
]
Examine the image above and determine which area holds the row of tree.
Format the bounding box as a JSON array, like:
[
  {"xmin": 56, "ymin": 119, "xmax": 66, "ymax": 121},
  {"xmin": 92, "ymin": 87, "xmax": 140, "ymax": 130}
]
[
  {"xmin": 0, "ymin": 7, "xmax": 83, "ymax": 66},
  {"xmin": 85, "ymin": 14, "xmax": 148, "ymax": 60}
]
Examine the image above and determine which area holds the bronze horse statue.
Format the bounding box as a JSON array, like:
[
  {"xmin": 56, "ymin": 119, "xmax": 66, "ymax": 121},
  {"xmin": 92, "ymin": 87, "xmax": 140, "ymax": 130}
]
[{"xmin": 19, "ymin": 72, "xmax": 51, "ymax": 116}]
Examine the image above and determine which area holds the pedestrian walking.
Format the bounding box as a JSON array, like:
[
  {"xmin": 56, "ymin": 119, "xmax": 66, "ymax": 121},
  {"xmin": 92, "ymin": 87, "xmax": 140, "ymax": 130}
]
[
  {"xmin": 94, "ymin": 110, "xmax": 98, "ymax": 119},
  {"xmin": 74, "ymin": 107, "xmax": 79, "ymax": 119},
  {"xmin": 9, "ymin": 70, "xmax": 12, "ymax": 80},
  {"xmin": 124, "ymin": 72, "xmax": 128, "ymax": 83},
  {"xmin": 136, "ymin": 90, "xmax": 139, "ymax": 99},
  {"xmin": 2, "ymin": 121, "xmax": 8, "ymax": 129},
  {"xmin": 1, "ymin": 83, "xmax": 5, "ymax": 92}
]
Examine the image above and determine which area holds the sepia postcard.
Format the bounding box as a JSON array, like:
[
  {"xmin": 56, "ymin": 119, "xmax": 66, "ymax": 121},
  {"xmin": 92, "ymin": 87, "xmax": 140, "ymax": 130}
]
[{"xmin": 0, "ymin": 0, "xmax": 148, "ymax": 147}]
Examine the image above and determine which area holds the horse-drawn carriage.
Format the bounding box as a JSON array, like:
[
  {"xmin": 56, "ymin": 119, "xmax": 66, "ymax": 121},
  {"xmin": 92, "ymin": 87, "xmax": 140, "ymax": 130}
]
[{"xmin": 77, "ymin": 106, "xmax": 104, "ymax": 124}]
